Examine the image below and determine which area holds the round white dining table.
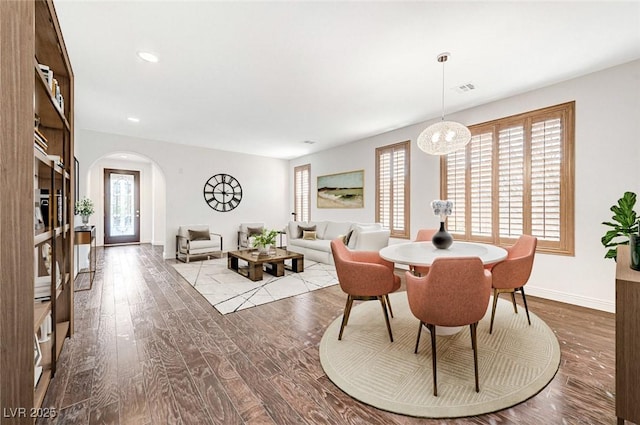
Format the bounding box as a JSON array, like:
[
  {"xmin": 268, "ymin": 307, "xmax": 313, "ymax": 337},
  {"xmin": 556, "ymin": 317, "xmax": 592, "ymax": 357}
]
[
  {"xmin": 379, "ymin": 241, "xmax": 507, "ymax": 267},
  {"xmin": 379, "ymin": 241, "xmax": 508, "ymax": 336}
]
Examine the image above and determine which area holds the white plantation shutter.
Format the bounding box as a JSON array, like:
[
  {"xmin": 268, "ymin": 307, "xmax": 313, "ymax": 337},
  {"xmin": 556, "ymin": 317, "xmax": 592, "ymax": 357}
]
[
  {"xmin": 378, "ymin": 151, "xmax": 391, "ymax": 229},
  {"xmin": 470, "ymin": 132, "xmax": 493, "ymax": 236},
  {"xmin": 441, "ymin": 102, "xmax": 574, "ymax": 255},
  {"xmin": 376, "ymin": 141, "xmax": 410, "ymax": 238},
  {"xmin": 392, "ymin": 149, "xmax": 406, "ymax": 232},
  {"xmin": 294, "ymin": 164, "xmax": 310, "ymax": 222},
  {"xmin": 530, "ymin": 117, "xmax": 562, "ymax": 241},
  {"xmin": 498, "ymin": 126, "xmax": 524, "ymax": 238},
  {"xmin": 445, "ymin": 145, "xmax": 466, "ymax": 234}
]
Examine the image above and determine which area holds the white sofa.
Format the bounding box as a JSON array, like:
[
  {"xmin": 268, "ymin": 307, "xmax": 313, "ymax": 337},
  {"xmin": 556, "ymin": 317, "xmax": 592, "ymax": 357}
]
[{"xmin": 286, "ymin": 221, "xmax": 390, "ymax": 264}]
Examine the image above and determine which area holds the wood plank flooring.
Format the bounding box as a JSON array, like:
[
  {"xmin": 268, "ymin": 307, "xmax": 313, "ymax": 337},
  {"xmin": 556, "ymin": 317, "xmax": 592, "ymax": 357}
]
[{"xmin": 39, "ymin": 244, "xmax": 617, "ymax": 424}]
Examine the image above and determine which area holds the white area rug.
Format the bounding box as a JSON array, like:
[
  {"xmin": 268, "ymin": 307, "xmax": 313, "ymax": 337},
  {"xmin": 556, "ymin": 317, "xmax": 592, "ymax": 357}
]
[
  {"xmin": 172, "ymin": 257, "xmax": 338, "ymax": 314},
  {"xmin": 320, "ymin": 291, "xmax": 561, "ymax": 418}
]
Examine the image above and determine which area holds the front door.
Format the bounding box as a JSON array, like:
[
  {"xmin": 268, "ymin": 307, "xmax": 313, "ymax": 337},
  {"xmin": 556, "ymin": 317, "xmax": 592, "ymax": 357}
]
[{"xmin": 104, "ymin": 168, "xmax": 140, "ymax": 245}]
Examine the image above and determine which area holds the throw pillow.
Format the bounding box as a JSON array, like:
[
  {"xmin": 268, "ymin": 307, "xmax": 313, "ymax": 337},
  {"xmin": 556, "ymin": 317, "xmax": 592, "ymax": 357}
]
[
  {"xmin": 247, "ymin": 226, "xmax": 263, "ymax": 236},
  {"xmin": 188, "ymin": 229, "xmax": 210, "ymax": 241},
  {"xmin": 343, "ymin": 229, "xmax": 354, "ymax": 245},
  {"xmin": 297, "ymin": 224, "xmax": 316, "ymax": 238},
  {"xmin": 303, "ymin": 230, "xmax": 317, "ymax": 240}
]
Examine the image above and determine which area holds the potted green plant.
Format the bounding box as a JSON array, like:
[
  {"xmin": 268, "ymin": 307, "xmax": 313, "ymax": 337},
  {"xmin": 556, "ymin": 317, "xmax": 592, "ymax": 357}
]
[
  {"xmin": 75, "ymin": 197, "xmax": 95, "ymax": 228},
  {"xmin": 601, "ymin": 191, "xmax": 640, "ymax": 269},
  {"xmin": 252, "ymin": 228, "xmax": 278, "ymax": 255}
]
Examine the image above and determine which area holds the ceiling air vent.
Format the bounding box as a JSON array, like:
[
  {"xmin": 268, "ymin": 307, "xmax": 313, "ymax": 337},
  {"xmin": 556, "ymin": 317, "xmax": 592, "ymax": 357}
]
[{"xmin": 455, "ymin": 83, "xmax": 476, "ymax": 93}]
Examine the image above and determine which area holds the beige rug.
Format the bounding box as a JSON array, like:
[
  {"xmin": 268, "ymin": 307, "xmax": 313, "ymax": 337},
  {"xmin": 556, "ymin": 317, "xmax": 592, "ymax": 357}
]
[{"xmin": 319, "ymin": 291, "xmax": 560, "ymax": 418}]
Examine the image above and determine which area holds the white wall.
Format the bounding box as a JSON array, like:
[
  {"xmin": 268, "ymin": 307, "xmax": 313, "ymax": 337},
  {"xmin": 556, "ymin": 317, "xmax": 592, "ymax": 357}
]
[
  {"xmin": 151, "ymin": 163, "xmax": 166, "ymax": 245},
  {"xmin": 290, "ymin": 59, "xmax": 640, "ymax": 312},
  {"xmin": 76, "ymin": 130, "xmax": 289, "ymax": 257}
]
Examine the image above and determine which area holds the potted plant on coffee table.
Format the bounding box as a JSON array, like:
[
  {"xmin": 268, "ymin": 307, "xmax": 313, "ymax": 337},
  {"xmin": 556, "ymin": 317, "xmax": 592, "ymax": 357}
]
[{"xmin": 252, "ymin": 228, "xmax": 278, "ymax": 256}]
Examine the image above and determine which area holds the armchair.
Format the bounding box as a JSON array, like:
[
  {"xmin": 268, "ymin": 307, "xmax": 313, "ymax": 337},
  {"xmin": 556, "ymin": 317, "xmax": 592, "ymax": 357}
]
[
  {"xmin": 176, "ymin": 224, "xmax": 223, "ymax": 263},
  {"xmin": 237, "ymin": 222, "xmax": 264, "ymax": 249},
  {"xmin": 330, "ymin": 238, "xmax": 401, "ymax": 342},
  {"xmin": 488, "ymin": 234, "xmax": 537, "ymax": 334},
  {"xmin": 411, "ymin": 228, "xmax": 437, "ymax": 276},
  {"xmin": 405, "ymin": 257, "xmax": 492, "ymax": 396}
]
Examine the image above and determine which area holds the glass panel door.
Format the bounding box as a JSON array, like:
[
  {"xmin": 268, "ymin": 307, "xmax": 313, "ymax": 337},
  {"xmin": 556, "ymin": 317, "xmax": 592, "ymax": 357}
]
[{"xmin": 104, "ymin": 168, "xmax": 140, "ymax": 245}]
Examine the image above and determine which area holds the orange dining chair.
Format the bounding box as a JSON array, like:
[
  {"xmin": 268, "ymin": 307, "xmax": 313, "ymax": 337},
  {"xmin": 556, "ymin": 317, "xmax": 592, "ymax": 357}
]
[
  {"xmin": 330, "ymin": 239, "xmax": 401, "ymax": 342},
  {"xmin": 412, "ymin": 228, "xmax": 438, "ymax": 276},
  {"xmin": 405, "ymin": 257, "xmax": 492, "ymax": 396},
  {"xmin": 489, "ymin": 235, "xmax": 537, "ymax": 334}
]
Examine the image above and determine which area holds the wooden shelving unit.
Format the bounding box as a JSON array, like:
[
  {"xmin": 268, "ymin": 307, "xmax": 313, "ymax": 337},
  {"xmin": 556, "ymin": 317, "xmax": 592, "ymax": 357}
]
[
  {"xmin": 1, "ymin": 1, "xmax": 74, "ymax": 422},
  {"xmin": 615, "ymin": 245, "xmax": 640, "ymax": 425}
]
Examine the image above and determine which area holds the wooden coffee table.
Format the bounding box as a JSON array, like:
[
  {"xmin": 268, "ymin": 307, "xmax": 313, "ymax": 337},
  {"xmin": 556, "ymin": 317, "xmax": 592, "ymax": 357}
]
[{"xmin": 227, "ymin": 248, "xmax": 304, "ymax": 281}]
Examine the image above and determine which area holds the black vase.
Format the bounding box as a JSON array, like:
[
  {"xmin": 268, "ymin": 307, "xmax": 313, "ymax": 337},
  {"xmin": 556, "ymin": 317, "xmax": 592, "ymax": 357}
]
[
  {"xmin": 432, "ymin": 221, "xmax": 453, "ymax": 249},
  {"xmin": 630, "ymin": 234, "xmax": 640, "ymax": 271}
]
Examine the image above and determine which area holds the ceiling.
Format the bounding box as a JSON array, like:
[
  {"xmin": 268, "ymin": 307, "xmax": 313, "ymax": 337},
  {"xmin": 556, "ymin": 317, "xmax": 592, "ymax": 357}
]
[{"xmin": 54, "ymin": 1, "xmax": 640, "ymax": 160}]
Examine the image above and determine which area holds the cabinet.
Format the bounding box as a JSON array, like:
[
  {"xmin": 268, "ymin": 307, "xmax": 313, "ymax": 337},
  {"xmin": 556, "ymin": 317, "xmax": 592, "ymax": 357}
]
[
  {"xmin": 0, "ymin": 0, "xmax": 74, "ymax": 422},
  {"xmin": 616, "ymin": 245, "xmax": 640, "ymax": 425}
]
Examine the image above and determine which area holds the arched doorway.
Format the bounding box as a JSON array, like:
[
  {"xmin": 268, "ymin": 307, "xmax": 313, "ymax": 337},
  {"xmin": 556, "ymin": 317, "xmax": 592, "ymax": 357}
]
[{"xmin": 81, "ymin": 152, "xmax": 166, "ymax": 249}]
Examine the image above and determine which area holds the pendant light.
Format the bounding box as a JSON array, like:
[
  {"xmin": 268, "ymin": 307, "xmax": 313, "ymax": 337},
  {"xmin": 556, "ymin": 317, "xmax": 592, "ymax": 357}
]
[{"xmin": 417, "ymin": 52, "xmax": 471, "ymax": 155}]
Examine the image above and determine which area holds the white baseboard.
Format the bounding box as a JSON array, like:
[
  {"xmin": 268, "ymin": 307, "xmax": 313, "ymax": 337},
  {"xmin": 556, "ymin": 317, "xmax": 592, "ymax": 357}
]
[
  {"xmin": 525, "ymin": 286, "xmax": 614, "ymax": 313},
  {"xmin": 392, "ymin": 263, "xmax": 614, "ymax": 313}
]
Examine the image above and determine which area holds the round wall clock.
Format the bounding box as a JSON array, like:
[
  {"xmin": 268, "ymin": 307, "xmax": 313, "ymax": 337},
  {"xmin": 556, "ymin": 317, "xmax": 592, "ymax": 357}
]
[{"xmin": 203, "ymin": 173, "xmax": 243, "ymax": 212}]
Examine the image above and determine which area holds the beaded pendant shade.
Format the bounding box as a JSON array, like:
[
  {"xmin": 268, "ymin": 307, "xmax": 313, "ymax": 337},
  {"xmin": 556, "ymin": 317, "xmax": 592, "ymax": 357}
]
[{"xmin": 417, "ymin": 52, "xmax": 471, "ymax": 155}]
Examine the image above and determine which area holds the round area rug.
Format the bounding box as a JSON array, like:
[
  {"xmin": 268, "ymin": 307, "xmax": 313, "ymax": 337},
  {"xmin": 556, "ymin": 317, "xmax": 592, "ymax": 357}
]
[{"xmin": 319, "ymin": 291, "xmax": 560, "ymax": 418}]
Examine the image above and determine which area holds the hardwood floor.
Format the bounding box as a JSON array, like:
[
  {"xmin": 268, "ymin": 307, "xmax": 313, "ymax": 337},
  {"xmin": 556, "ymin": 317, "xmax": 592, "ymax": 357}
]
[{"xmin": 39, "ymin": 244, "xmax": 617, "ymax": 425}]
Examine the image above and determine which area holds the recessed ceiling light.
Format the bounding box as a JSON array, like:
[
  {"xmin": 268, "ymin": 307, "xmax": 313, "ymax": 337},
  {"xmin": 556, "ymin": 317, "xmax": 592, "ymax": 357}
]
[
  {"xmin": 137, "ymin": 51, "xmax": 159, "ymax": 63},
  {"xmin": 127, "ymin": 117, "xmax": 140, "ymax": 123}
]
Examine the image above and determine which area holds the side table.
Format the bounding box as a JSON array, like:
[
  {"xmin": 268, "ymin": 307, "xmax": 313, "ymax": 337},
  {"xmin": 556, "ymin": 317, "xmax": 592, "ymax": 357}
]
[{"xmin": 74, "ymin": 225, "xmax": 96, "ymax": 291}]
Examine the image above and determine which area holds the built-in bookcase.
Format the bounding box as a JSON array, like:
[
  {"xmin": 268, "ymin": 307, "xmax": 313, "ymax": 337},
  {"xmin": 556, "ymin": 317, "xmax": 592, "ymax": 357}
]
[{"xmin": 1, "ymin": 0, "xmax": 74, "ymax": 421}]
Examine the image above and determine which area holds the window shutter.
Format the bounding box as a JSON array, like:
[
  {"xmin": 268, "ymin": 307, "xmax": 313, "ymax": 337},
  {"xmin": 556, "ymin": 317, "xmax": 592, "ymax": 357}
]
[
  {"xmin": 392, "ymin": 148, "xmax": 406, "ymax": 233},
  {"xmin": 445, "ymin": 147, "xmax": 466, "ymax": 234},
  {"xmin": 498, "ymin": 126, "xmax": 524, "ymax": 238},
  {"xmin": 470, "ymin": 132, "xmax": 493, "ymax": 236},
  {"xmin": 294, "ymin": 164, "xmax": 310, "ymax": 222},
  {"xmin": 376, "ymin": 141, "xmax": 410, "ymax": 238},
  {"xmin": 377, "ymin": 151, "xmax": 391, "ymax": 229},
  {"xmin": 530, "ymin": 117, "xmax": 562, "ymax": 241},
  {"xmin": 440, "ymin": 102, "xmax": 574, "ymax": 255}
]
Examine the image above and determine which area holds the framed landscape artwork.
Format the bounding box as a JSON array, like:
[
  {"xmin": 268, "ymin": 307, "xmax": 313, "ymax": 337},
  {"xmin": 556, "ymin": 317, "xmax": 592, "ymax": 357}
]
[{"xmin": 317, "ymin": 170, "xmax": 364, "ymax": 208}]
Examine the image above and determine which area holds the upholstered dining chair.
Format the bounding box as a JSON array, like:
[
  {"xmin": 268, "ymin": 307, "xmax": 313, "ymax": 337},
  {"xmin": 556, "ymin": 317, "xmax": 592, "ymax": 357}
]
[
  {"xmin": 405, "ymin": 257, "xmax": 492, "ymax": 396},
  {"xmin": 330, "ymin": 239, "xmax": 401, "ymax": 342},
  {"xmin": 411, "ymin": 228, "xmax": 438, "ymax": 276},
  {"xmin": 489, "ymin": 234, "xmax": 538, "ymax": 334}
]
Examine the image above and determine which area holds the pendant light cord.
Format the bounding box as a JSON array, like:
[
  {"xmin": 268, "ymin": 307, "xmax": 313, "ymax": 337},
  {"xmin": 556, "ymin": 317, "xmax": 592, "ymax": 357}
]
[{"xmin": 441, "ymin": 59, "xmax": 445, "ymax": 122}]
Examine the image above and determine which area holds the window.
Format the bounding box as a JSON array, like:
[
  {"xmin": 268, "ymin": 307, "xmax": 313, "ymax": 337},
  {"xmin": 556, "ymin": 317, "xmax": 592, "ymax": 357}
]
[
  {"xmin": 294, "ymin": 164, "xmax": 310, "ymax": 222},
  {"xmin": 441, "ymin": 102, "xmax": 574, "ymax": 255},
  {"xmin": 376, "ymin": 141, "xmax": 410, "ymax": 238}
]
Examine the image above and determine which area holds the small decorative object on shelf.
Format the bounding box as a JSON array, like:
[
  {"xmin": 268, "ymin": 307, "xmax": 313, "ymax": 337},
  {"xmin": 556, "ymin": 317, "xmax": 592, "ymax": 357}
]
[
  {"xmin": 75, "ymin": 197, "xmax": 95, "ymax": 228},
  {"xmin": 431, "ymin": 199, "xmax": 454, "ymax": 249},
  {"xmin": 252, "ymin": 228, "xmax": 278, "ymax": 256}
]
